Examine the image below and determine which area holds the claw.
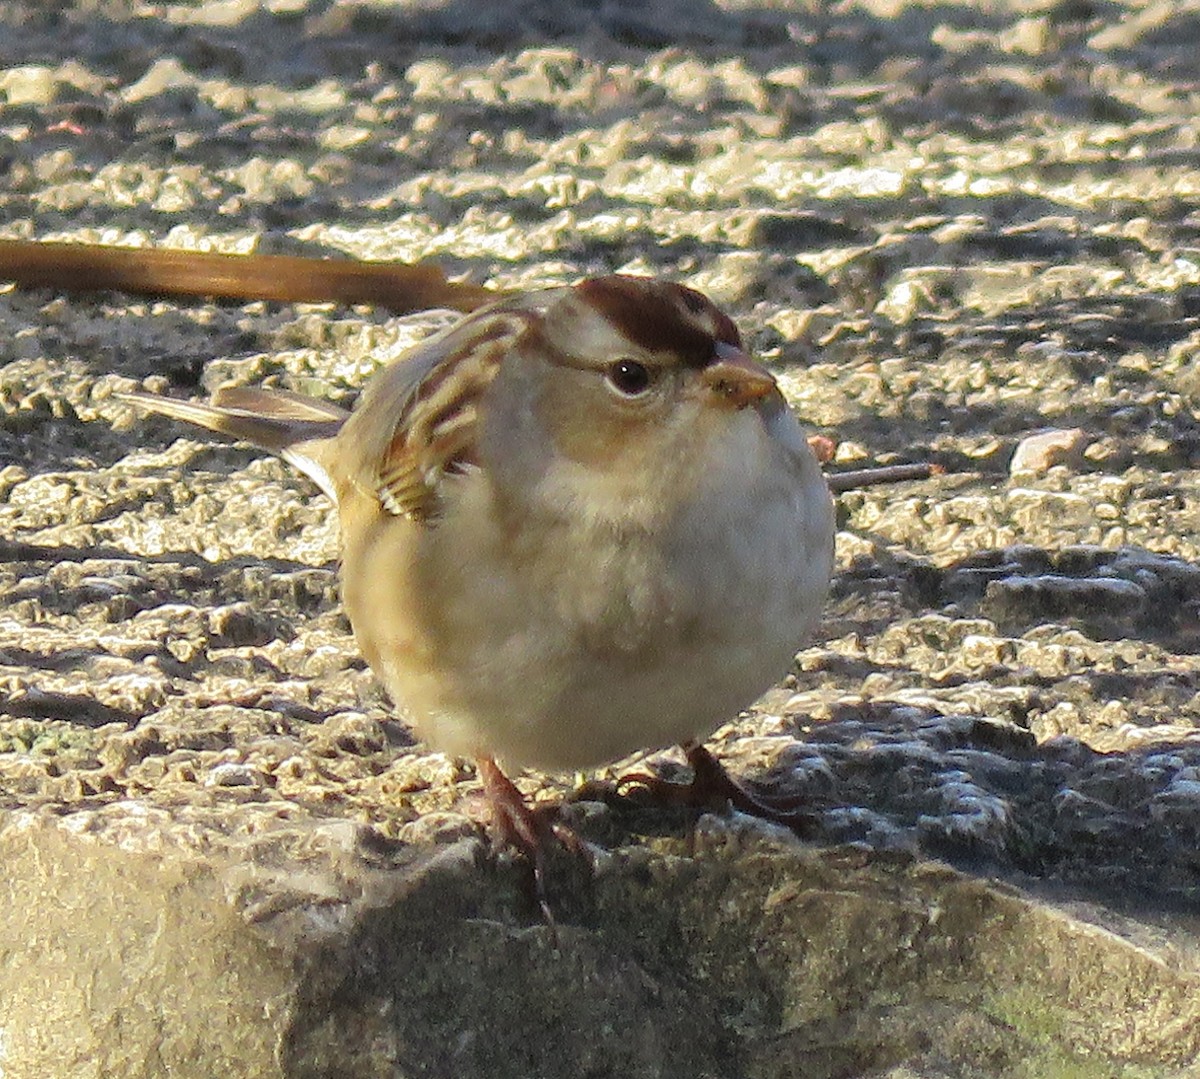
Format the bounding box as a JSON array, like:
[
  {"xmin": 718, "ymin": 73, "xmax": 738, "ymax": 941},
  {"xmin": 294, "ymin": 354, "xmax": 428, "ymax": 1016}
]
[
  {"xmin": 476, "ymin": 757, "xmax": 591, "ymax": 932},
  {"xmin": 619, "ymin": 742, "xmax": 819, "ymax": 837}
]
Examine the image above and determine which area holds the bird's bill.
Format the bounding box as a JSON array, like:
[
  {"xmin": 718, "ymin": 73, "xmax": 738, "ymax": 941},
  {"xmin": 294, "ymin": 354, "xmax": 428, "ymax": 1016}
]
[{"xmin": 700, "ymin": 342, "xmax": 778, "ymax": 408}]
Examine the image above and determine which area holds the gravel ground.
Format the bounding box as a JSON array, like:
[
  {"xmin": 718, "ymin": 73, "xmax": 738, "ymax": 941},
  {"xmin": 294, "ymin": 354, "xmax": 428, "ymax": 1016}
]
[{"xmin": 3, "ymin": 1, "xmax": 1200, "ymax": 1076}]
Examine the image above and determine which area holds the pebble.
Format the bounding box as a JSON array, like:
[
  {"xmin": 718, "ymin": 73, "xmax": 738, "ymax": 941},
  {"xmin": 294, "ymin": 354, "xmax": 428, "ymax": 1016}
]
[{"xmin": 1009, "ymin": 428, "xmax": 1089, "ymax": 474}]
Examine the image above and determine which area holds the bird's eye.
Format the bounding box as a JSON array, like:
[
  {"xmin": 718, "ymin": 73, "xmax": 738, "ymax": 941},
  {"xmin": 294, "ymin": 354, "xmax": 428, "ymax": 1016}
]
[{"xmin": 606, "ymin": 359, "xmax": 652, "ymax": 397}]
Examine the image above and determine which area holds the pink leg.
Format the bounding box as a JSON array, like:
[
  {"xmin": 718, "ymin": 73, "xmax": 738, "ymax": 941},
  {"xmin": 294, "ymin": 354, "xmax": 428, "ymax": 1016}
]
[
  {"xmin": 476, "ymin": 756, "xmax": 584, "ymax": 926},
  {"xmin": 620, "ymin": 741, "xmax": 818, "ymax": 836}
]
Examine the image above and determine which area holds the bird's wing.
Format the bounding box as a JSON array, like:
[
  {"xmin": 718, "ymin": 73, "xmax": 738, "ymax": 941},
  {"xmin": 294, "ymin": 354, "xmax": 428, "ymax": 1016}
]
[
  {"xmin": 123, "ymin": 288, "xmax": 564, "ymax": 521},
  {"xmin": 342, "ymin": 294, "xmax": 556, "ymax": 523}
]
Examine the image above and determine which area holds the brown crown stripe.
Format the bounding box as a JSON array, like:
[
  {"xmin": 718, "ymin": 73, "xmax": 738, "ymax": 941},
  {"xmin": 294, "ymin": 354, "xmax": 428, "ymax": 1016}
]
[{"xmin": 576, "ymin": 276, "xmax": 742, "ymax": 366}]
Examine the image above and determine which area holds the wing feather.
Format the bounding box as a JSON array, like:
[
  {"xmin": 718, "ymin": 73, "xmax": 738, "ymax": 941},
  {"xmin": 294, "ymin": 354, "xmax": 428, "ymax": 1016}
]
[{"xmin": 342, "ymin": 301, "xmax": 547, "ymax": 522}]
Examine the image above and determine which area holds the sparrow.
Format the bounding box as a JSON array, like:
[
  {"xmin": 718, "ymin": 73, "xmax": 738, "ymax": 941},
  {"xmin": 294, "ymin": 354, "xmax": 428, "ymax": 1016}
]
[{"xmin": 122, "ymin": 275, "xmax": 835, "ymax": 891}]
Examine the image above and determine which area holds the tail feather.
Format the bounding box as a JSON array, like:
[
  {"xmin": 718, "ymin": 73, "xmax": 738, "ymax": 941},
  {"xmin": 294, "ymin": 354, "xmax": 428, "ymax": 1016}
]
[
  {"xmin": 119, "ymin": 389, "xmax": 348, "ymax": 503},
  {"xmin": 210, "ymin": 386, "xmax": 350, "ymax": 425}
]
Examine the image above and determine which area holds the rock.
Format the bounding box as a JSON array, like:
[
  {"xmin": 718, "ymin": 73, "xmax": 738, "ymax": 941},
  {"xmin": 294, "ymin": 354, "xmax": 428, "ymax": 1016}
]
[
  {"xmin": 0, "ymin": 65, "xmax": 58, "ymax": 107},
  {"xmin": 983, "ymin": 573, "xmax": 1148, "ymax": 623},
  {"xmin": 1009, "ymin": 428, "xmax": 1089, "ymax": 474},
  {"xmin": 2, "ymin": 809, "xmax": 1198, "ymax": 1078}
]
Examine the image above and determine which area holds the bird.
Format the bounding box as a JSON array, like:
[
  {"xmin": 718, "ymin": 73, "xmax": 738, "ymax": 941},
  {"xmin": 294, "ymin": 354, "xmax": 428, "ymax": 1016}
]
[{"xmin": 121, "ymin": 275, "xmax": 835, "ymax": 895}]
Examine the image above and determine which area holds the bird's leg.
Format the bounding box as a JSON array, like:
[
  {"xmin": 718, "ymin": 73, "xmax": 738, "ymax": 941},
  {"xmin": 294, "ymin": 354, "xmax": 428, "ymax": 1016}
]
[
  {"xmin": 475, "ymin": 756, "xmax": 566, "ymax": 926},
  {"xmin": 619, "ymin": 741, "xmax": 819, "ymax": 837}
]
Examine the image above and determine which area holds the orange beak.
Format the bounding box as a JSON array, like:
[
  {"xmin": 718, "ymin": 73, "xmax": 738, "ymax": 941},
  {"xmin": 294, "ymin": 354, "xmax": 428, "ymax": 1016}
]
[{"xmin": 701, "ymin": 342, "xmax": 778, "ymax": 408}]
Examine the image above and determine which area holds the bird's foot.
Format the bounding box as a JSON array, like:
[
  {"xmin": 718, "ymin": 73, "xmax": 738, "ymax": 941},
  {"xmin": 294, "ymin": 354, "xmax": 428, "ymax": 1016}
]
[
  {"xmin": 619, "ymin": 742, "xmax": 819, "ymax": 837},
  {"xmin": 476, "ymin": 756, "xmax": 586, "ymax": 930}
]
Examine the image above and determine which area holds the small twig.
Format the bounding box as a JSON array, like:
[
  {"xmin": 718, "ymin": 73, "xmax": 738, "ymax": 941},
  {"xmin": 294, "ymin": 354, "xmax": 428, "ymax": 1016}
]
[
  {"xmin": 0, "ymin": 239, "xmax": 506, "ymax": 315},
  {"xmin": 827, "ymin": 462, "xmax": 941, "ymax": 493}
]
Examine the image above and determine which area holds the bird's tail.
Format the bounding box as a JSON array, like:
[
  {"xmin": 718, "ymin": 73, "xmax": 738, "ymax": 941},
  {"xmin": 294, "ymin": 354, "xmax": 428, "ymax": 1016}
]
[{"xmin": 119, "ymin": 387, "xmax": 350, "ymax": 502}]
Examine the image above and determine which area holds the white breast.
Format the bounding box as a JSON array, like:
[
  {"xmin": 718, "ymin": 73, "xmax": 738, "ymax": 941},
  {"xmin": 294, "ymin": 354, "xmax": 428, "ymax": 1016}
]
[{"xmin": 380, "ymin": 405, "xmax": 834, "ymax": 772}]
